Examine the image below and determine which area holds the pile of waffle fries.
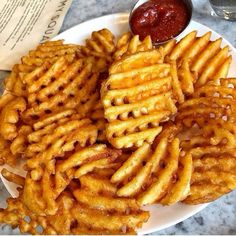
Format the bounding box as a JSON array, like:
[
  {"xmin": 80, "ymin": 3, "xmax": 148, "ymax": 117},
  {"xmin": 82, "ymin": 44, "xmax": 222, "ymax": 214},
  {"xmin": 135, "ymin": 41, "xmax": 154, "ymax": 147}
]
[{"xmin": 0, "ymin": 28, "xmax": 235, "ymax": 234}]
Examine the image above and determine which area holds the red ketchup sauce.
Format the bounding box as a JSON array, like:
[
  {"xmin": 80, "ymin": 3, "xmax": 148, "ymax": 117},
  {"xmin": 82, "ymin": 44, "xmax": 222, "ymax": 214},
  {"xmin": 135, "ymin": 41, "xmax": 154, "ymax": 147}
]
[{"xmin": 130, "ymin": 0, "xmax": 190, "ymax": 43}]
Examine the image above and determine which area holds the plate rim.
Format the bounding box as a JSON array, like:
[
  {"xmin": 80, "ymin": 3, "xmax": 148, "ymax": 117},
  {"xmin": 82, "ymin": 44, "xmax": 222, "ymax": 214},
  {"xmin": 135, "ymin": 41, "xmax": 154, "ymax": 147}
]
[{"xmin": 1, "ymin": 12, "xmax": 236, "ymax": 235}]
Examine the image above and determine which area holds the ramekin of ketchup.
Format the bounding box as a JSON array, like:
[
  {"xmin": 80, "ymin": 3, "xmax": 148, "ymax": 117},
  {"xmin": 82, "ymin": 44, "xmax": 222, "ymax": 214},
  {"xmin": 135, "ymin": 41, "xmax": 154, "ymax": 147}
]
[{"xmin": 129, "ymin": 0, "xmax": 193, "ymax": 44}]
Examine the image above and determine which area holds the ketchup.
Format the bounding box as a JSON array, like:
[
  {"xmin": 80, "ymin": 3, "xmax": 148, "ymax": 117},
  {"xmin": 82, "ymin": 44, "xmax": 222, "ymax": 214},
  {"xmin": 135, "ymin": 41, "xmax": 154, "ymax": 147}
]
[{"xmin": 130, "ymin": 0, "xmax": 190, "ymax": 43}]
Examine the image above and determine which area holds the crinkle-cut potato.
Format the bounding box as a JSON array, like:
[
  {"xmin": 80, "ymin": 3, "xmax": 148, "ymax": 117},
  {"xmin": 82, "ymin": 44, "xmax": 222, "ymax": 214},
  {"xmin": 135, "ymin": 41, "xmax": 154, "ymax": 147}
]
[
  {"xmin": 161, "ymin": 31, "xmax": 232, "ymax": 93},
  {"xmin": 22, "ymin": 57, "xmax": 99, "ymax": 124},
  {"xmin": 1, "ymin": 27, "xmax": 236, "ymax": 235},
  {"xmin": 101, "ymin": 50, "xmax": 178, "ymax": 148},
  {"xmin": 113, "ymin": 32, "xmax": 153, "ymax": 60}
]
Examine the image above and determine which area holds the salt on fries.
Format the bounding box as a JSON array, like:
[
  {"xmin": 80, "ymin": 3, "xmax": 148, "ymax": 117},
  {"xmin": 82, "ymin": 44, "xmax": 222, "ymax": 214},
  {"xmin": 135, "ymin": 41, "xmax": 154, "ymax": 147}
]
[{"xmin": 0, "ymin": 28, "xmax": 235, "ymax": 235}]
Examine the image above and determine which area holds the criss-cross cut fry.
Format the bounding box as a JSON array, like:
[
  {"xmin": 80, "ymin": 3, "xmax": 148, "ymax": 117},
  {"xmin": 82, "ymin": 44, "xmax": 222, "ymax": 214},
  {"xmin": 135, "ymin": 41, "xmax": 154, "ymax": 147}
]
[
  {"xmin": 71, "ymin": 174, "xmax": 149, "ymax": 234},
  {"xmin": 56, "ymin": 144, "xmax": 120, "ymax": 174},
  {"xmin": 177, "ymin": 78, "xmax": 236, "ymax": 127},
  {"xmin": 101, "ymin": 50, "xmax": 177, "ymax": 148},
  {"xmin": 111, "ymin": 123, "xmax": 192, "ymax": 206},
  {"xmin": 26, "ymin": 117, "xmax": 92, "ymax": 158},
  {"xmin": 10, "ymin": 125, "xmax": 32, "ymax": 155},
  {"xmin": 0, "ymin": 96, "xmax": 26, "ymax": 140},
  {"xmin": 26, "ymin": 119, "xmax": 98, "ymax": 178},
  {"xmin": 21, "ymin": 40, "xmax": 80, "ymax": 69},
  {"xmin": 113, "ymin": 33, "xmax": 153, "ymax": 60},
  {"xmin": 5, "ymin": 65, "xmax": 27, "ymax": 97},
  {"xmin": 162, "ymin": 31, "xmax": 232, "ymax": 91},
  {"xmin": 22, "ymin": 58, "xmax": 99, "ymax": 124},
  {"xmin": 79, "ymin": 29, "xmax": 115, "ymax": 72},
  {"xmin": 183, "ymin": 148, "xmax": 236, "ymax": 204}
]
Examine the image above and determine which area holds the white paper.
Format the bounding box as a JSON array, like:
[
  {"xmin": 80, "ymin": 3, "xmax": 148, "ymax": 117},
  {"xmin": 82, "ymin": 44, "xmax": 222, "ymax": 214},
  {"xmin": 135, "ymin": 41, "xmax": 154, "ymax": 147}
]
[{"xmin": 0, "ymin": 0, "xmax": 73, "ymax": 71}]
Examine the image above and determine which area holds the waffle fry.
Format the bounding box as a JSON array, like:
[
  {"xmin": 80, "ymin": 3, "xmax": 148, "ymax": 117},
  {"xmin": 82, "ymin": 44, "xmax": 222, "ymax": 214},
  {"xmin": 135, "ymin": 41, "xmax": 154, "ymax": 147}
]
[
  {"xmin": 0, "ymin": 136, "xmax": 17, "ymax": 166},
  {"xmin": 102, "ymin": 51, "xmax": 177, "ymax": 148},
  {"xmin": 80, "ymin": 29, "xmax": 115, "ymax": 72},
  {"xmin": 26, "ymin": 119, "xmax": 98, "ymax": 177},
  {"xmin": 114, "ymin": 33, "xmax": 153, "ymax": 60},
  {"xmin": 57, "ymin": 144, "xmax": 120, "ymax": 173},
  {"xmin": 72, "ymin": 174, "xmax": 149, "ymax": 234},
  {"xmin": 21, "ymin": 40, "xmax": 80, "ymax": 69},
  {"xmin": 111, "ymin": 124, "xmax": 192, "ymax": 206},
  {"xmin": 10, "ymin": 125, "xmax": 32, "ymax": 155},
  {"xmin": 26, "ymin": 118, "xmax": 93, "ymax": 157},
  {"xmin": 164, "ymin": 31, "xmax": 232, "ymax": 90},
  {"xmin": 22, "ymin": 58, "xmax": 99, "ymax": 124},
  {"xmin": 0, "ymin": 97, "xmax": 26, "ymax": 140},
  {"xmin": 177, "ymin": 78, "xmax": 236, "ymax": 127},
  {"xmin": 183, "ymin": 148, "xmax": 236, "ymax": 204},
  {"xmin": 5, "ymin": 65, "xmax": 27, "ymax": 97}
]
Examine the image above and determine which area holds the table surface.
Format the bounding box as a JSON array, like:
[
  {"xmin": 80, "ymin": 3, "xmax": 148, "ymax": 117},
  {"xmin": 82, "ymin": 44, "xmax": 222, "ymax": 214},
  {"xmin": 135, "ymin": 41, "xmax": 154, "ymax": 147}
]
[{"xmin": 0, "ymin": 0, "xmax": 236, "ymax": 235}]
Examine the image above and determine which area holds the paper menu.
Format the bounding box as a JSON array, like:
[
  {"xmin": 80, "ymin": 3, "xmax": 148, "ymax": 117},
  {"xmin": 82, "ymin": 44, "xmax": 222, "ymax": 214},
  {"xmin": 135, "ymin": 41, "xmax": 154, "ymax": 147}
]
[{"xmin": 0, "ymin": 0, "xmax": 73, "ymax": 71}]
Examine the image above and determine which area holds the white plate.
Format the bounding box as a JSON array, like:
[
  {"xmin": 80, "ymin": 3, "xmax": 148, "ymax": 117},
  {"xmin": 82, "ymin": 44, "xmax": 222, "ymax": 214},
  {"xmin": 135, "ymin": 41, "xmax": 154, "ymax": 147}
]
[{"xmin": 1, "ymin": 12, "xmax": 236, "ymax": 235}]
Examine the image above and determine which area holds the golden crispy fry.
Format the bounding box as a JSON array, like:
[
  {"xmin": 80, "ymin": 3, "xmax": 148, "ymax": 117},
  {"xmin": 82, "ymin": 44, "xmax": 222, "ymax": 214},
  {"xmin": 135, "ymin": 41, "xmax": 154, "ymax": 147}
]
[
  {"xmin": 114, "ymin": 33, "xmax": 153, "ymax": 60},
  {"xmin": 5, "ymin": 65, "xmax": 27, "ymax": 97},
  {"xmin": 74, "ymin": 157, "xmax": 118, "ymax": 178},
  {"xmin": 169, "ymin": 31, "xmax": 197, "ymax": 61},
  {"xmin": 72, "ymin": 205, "xmax": 149, "ymax": 233},
  {"xmin": 23, "ymin": 174, "xmax": 46, "ymax": 215},
  {"xmin": 21, "ymin": 40, "xmax": 80, "ymax": 68},
  {"xmin": 138, "ymin": 138, "xmax": 180, "ymax": 205},
  {"xmin": 183, "ymin": 183, "xmax": 231, "ymax": 204},
  {"xmin": 82, "ymin": 29, "xmax": 115, "ymax": 58},
  {"xmin": 183, "ymin": 150, "xmax": 236, "ymax": 204},
  {"xmin": 160, "ymin": 153, "xmax": 192, "ymax": 205},
  {"xmin": 110, "ymin": 50, "xmax": 164, "ymax": 74},
  {"xmin": 10, "ymin": 125, "xmax": 32, "ymax": 155},
  {"xmin": 164, "ymin": 31, "xmax": 231, "ymax": 87},
  {"xmin": 22, "ymin": 58, "xmax": 98, "ymax": 124},
  {"xmin": 197, "ymin": 46, "xmax": 230, "ymax": 86},
  {"xmin": 73, "ymin": 189, "xmax": 139, "ymax": 212},
  {"xmin": 0, "ymin": 97, "xmax": 26, "ymax": 140},
  {"xmin": 80, "ymin": 174, "xmax": 117, "ymax": 196},
  {"xmin": 116, "ymin": 139, "xmax": 168, "ymax": 198},
  {"xmin": 111, "ymin": 143, "xmax": 151, "ymax": 184},
  {"xmin": 170, "ymin": 60, "xmax": 185, "ymax": 103},
  {"xmin": 26, "ymin": 118, "xmax": 92, "ymax": 157},
  {"xmin": 57, "ymin": 144, "xmax": 120, "ymax": 173},
  {"xmin": 0, "ymin": 136, "xmax": 17, "ymax": 166},
  {"xmin": 178, "ymin": 59, "xmax": 196, "ymax": 95},
  {"xmin": 102, "ymin": 50, "xmax": 177, "ymax": 148},
  {"xmin": 1, "ymin": 168, "xmax": 25, "ymax": 186},
  {"xmin": 80, "ymin": 29, "xmax": 115, "ymax": 72},
  {"xmin": 0, "ymin": 93, "xmax": 15, "ymax": 109}
]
